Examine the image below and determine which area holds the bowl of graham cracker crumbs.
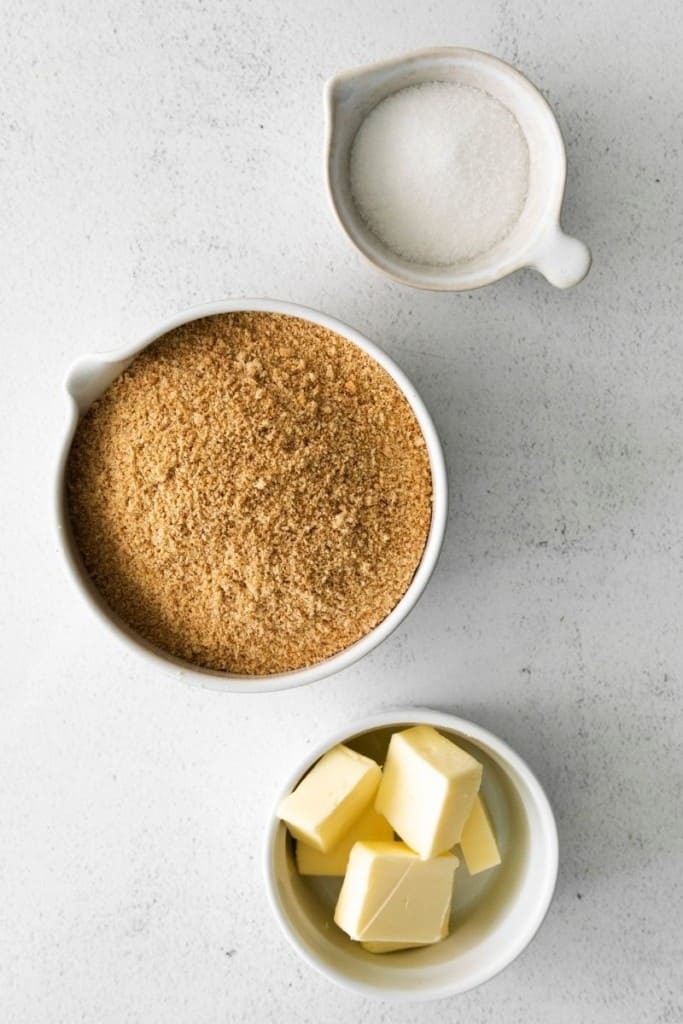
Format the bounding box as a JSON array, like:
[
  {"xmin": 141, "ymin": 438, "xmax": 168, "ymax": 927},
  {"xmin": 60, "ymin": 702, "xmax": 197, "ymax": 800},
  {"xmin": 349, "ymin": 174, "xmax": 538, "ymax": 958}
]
[{"xmin": 56, "ymin": 300, "xmax": 447, "ymax": 692}]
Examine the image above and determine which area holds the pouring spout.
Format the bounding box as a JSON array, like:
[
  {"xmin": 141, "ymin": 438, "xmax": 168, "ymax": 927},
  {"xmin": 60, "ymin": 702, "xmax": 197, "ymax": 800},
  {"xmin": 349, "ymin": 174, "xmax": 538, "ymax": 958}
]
[
  {"xmin": 325, "ymin": 53, "xmax": 412, "ymax": 126},
  {"xmin": 324, "ymin": 66, "xmax": 377, "ymax": 130},
  {"xmin": 324, "ymin": 72, "xmax": 359, "ymax": 109},
  {"xmin": 64, "ymin": 353, "xmax": 133, "ymax": 413}
]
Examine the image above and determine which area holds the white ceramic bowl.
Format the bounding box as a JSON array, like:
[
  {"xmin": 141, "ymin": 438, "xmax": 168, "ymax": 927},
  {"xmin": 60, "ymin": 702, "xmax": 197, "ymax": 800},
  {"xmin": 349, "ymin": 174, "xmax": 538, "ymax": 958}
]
[
  {"xmin": 264, "ymin": 707, "xmax": 558, "ymax": 1001},
  {"xmin": 55, "ymin": 299, "xmax": 447, "ymax": 694},
  {"xmin": 325, "ymin": 47, "xmax": 591, "ymax": 291}
]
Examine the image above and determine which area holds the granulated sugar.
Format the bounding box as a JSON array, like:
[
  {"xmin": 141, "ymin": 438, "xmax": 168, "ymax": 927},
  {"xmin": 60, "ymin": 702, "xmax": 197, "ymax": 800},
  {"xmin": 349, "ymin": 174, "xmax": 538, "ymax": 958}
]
[
  {"xmin": 66, "ymin": 313, "xmax": 432, "ymax": 676},
  {"xmin": 350, "ymin": 82, "xmax": 529, "ymax": 266}
]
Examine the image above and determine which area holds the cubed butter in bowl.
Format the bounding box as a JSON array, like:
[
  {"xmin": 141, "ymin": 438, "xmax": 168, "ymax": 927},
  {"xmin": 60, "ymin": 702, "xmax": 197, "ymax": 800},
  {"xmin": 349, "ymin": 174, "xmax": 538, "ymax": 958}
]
[
  {"xmin": 263, "ymin": 708, "xmax": 558, "ymax": 1002},
  {"xmin": 277, "ymin": 745, "xmax": 381, "ymax": 853},
  {"xmin": 296, "ymin": 805, "xmax": 393, "ymax": 877},
  {"xmin": 375, "ymin": 724, "xmax": 483, "ymax": 857},
  {"xmin": 334, "ymin": 841, "xmax": 458, "ymax": 943}
]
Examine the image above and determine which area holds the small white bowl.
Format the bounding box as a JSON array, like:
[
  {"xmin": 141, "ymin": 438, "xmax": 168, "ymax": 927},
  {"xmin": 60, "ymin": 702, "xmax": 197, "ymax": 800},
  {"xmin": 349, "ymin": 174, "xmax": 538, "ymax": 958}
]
[
  {"xmin": 325, "ymin": 47, "xmax": 591, "ymax": 291},
  {"xmin": 263, "ymin": 707, "xmax": 558, "ymax": 1002},
  {"xmin": 55, "ymin": 299, "xmax": 447, "ymax": 694}
]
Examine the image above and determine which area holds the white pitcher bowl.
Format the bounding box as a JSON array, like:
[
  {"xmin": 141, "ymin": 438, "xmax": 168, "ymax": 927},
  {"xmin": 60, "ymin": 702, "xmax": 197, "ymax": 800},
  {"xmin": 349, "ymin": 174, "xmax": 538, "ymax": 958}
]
[
  {"xmin": 325, "ymin": 47, "xmax": 591, "ymax": 291},
  {"xmin": 55, "ymin": 299, "xmax": 447, "ymax": 694}
]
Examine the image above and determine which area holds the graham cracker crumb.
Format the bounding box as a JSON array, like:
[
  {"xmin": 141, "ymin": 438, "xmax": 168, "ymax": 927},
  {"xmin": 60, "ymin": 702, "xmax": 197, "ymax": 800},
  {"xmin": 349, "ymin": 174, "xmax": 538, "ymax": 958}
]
[{"xmin": 66, "ymin": 312, "xmax": 432, "ymax": 675}]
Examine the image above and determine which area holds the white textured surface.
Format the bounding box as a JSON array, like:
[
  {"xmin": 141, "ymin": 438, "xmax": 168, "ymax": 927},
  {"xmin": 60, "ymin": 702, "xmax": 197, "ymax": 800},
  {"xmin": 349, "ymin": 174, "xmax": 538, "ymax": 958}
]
[{"xmin": 1, "ymin": 0, "xmax": 681, "ymax": 1021}]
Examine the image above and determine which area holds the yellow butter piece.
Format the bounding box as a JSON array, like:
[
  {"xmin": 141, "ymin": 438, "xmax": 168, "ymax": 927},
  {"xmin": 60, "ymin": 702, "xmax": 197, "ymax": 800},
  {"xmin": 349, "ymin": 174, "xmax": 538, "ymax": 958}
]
[
  {"xmin": 375, "ymin": 725, "xmax": 482, "ymax": 858},
  {"xmin": 295, "ymin": 805, "xmax": 393, "ymax": 876},
  {"xmin": 278, "ymin": 745, "xmax": 381, "ymax": 853},
  {"xmin": 459, "ymin": 794, "xmax": 501, "ymax": 874},
  {"xmin": 361, "ymin": 915, "xmax": 449, "ymax": 954},
  {"xmin": 361, "ymin": 940, "xmax": 429, "ymax": 953},
  {"xmin": 334, "ymin": 841, "xmax": 457, "ymax": 944}
]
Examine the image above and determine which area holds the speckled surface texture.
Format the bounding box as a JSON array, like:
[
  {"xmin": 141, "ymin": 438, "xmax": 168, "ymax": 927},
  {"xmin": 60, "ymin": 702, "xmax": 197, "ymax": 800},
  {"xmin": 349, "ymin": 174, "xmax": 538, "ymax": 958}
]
[{"xmin": 1, "ymin": 0, "xmax": 682, "ymax": 1021}]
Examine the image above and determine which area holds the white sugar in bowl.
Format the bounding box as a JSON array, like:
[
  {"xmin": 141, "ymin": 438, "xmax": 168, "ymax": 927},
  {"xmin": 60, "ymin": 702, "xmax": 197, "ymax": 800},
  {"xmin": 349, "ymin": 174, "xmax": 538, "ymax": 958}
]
[{"xmin": 325, "ymin": 47, "xmax": 591, "ymax": 292}]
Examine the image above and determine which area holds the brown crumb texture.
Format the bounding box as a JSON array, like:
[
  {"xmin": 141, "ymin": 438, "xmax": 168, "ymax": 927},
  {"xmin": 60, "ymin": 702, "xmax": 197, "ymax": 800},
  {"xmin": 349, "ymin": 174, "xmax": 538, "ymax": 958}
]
[{"xmin": 66, "ymin": 312, "xmax": 432, "ymax": 674}]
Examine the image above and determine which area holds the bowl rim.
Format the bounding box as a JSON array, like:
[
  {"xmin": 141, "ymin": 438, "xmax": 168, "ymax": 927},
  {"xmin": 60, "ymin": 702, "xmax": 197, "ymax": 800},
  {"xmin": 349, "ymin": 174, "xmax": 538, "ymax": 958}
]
[
  {"xmin": 262, "ymin": 706, "xmax": 559, "ymax": 1002},
  {"xmin": 324, "ymin": 46, "xmax": 571, "ymax": 292},
  {"xmin": 55, "ymin": 299, "xmax": 448, "ymax": 694}
]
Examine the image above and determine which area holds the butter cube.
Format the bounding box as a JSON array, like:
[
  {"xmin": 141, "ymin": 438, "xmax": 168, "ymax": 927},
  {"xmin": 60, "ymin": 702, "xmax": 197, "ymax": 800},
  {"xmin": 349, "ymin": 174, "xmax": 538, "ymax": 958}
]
[
  {"xmin": 361, "ymin": 940, "xmax": 430, "ymax": 954},
  {"xmin": 361, "ymin": 915, "xmax": 448, "ymax": 954},
  {"xmin": 296, "ymin": 805, "xmax": 393, "ymax": 876},
  {"xmin": 459, "ymin": 794, "xmax": 501, "ymax": 875},
  {"xmin": 375, "ymin": 725, "xmax": 482, "ymax": 858},
  {"xmin": 278, "ymin": 745, "xmax": 381, "ymax": 853},
  {"xmin": 334, "ymin": 841, "xmax": 457, "ymax": 944}
]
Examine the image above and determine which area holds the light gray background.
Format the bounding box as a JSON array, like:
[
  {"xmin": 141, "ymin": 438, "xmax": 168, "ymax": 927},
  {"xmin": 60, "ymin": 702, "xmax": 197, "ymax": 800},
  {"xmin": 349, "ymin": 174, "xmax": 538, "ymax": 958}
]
[{"xmin": 1, "ymin": 0, "xmax": 681, "ymax": 1021}]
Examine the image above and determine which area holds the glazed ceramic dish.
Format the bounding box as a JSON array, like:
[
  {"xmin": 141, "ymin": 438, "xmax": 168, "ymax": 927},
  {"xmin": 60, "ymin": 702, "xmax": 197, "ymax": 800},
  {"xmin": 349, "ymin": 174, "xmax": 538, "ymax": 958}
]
[
  {"xmin": 264, "ymin": 707, "xmax": 558, "ymax": 1001},
  {"xmin": 55, "ymin": 299, "xmax": 447, "ymax": 694},
  {"xmin": 325, "ymin": 47, "xmax": 591, "ymax": 291}
]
